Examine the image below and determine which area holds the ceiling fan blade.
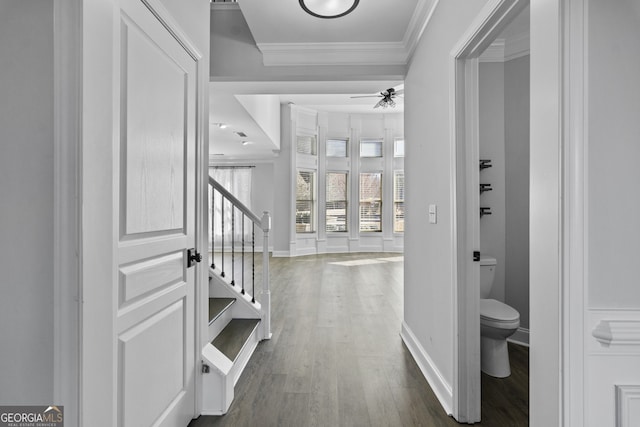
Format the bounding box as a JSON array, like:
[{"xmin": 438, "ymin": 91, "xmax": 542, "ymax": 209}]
[
  {"xmin": 350, "ymin": 95, "xmax": 382, "ymax": 99},
  {"xmin": 394, "ymin": 89, "xmax": 405, "ymax": 96}
]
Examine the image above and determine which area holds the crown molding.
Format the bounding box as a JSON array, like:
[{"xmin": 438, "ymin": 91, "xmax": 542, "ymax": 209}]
[
  {"xmin": 257, "ymin": 0, "xmax": 439, "ymax": 67},
  {"xmin": 258, "ymin": 42, "xmax": 408, "ymax": 66},
  {"xmin": 479, "ymin": 32, "xmax": 529, "ymax": 63},
  {"xmin": 479, "ymin": 38, "xmax": 506, "ymax": 62},
  {"xmin": 210, "ymin": 2, "xmax": 240, "ymax": 11},
  {"xmin": 404, "ymin": 0, "xmax": 440, "ymax": 62},
  {"xmin": 504, "ymin": 31, "xmax": 529, "ymax": 61}
]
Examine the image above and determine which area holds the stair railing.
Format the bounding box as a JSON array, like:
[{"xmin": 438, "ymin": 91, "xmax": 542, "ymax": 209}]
[{"xmin": 209, "ymin": 176, "xmax": 271, "ymax": 340}]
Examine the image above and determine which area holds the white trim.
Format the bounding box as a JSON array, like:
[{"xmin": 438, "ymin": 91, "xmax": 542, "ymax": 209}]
[
  {"xmin": 272, "ymin": 250, "xmax": 292, "ymax": 257},
  {"xmin": 508, "ymin": 327, "xmax": 530, "ymax": 347},
  {"xmin": 258, "ymin": 0, "xmax": 441, "ymax": 67},
  {"xmin": 593, "ymin": 321, "xmax": 640, "ymax": 347},
  {"xmin": 210, "ymin": 3, "xmax": 240, "ymax": 11},
  {"xmin": 479, "ymin": 39, "xmax": 506, "ymax": 62},
  {"xmin": 54, "ymin": 0, "xmax": 81, "ymax": 425},
  {"xmin": 404, "ymin": 0, "xmax": 441, "ymax": 63},
  {"xmin": 530, "ymin": 0, "xmax": 564, "ymax": 425},
  {"xmin": 400, "ymin": 322, "xmax": 453, "ymax": 415},
  {"xmin": 195, "ymin": 31, "xmax": 210, "ymax": 417},
  {"xmin": 258, "ymin": 42, "xmax": 407, "ymax": 67},
  {"xmin": 562, "ymin": 2, "xmax": 586, "ymax": 426},
  {"xmin": 480, "ymin": 32, "xmax": 530, "ymax": 64},
  {"xmin": 615, "ymin": 385, "xmax": 640, "ymax": 427},
  {"xmin": 504, "ymin": 32, "xmax": 530, "ymax": 61}
]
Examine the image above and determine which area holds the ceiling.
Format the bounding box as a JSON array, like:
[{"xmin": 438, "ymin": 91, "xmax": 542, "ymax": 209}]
[
  {"xmin": 208, "ymin": 0, "xmax": 426, "ymax": 162},
  {"xmin": 207, "ymin": 1, "xmax": 532, "ymax": 162},
  {"xmin": 238, "ymin": 0, "xmax": 418, "ymax": 44},
  {"xmin": 209, "ymin": 1, "xmax": 529, "ymax": 162},
  {"xmin": 209, "ymin": 80, "xmax": 404, "ymax": 160}
]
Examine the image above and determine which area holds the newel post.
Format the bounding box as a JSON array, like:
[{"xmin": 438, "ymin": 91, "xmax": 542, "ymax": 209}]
[{"xmin": 261, "ymin": 211, "xmax": 272, "ymax": 340}]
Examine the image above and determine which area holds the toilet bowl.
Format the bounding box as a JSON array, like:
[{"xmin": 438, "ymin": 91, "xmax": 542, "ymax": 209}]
[{"xmin": 480, "ymin": 257, "xmax": 520, "ymax": 378}]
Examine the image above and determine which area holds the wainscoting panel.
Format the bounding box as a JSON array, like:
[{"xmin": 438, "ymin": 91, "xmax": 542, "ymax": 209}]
[
  {"xmin": 586, "ymin": 310, "xmax": 640, "ymax": 426},
  {"xmin": 118, "ymin": 300, "xmax": 186, "ymax": 427}
]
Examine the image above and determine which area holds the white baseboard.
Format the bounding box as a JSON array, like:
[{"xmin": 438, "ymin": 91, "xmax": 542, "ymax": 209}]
[
  {"xmin": 400, "ymin": 322, "xmax": 453, "ymax": 416},
  {"xmin": 272, "ymin": 251, "xmax": 290, "ymax": 258},
  {"xmin": 508, "ymin": 327, "xmax": 530, "ymax": 347}
]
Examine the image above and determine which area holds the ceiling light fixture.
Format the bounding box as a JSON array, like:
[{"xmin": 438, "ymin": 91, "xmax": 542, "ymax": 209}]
[
  {"xmin": 242, "ymin": 141, "xmax": 254, "ymax": 146},
  {"xmin": 212, "ymin": 123, "xmax": 227, "ymax": 129},
  {"xmin": 299, "ymin": 0, "xmax": 359, "ymax": 19}
]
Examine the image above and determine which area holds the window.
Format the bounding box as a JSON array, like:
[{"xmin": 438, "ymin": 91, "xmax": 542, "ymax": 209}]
[
  {"xmin": 297, "ymin": 135, "xmax": 317, "ymax": 155},
  {"xmin": 326, "ymin": 138, "xmax": 348, "ymax": 157},
  {"xmin": 394, "ymin": 171, "xmax": 405, "ymax": 232},
  {"xmin": 360, "ymin": 139, "xmax": 383, "ymax": 158},
  {"xmin": 209, "ymin": 167, "xmax": 252, "ymax": 242},
  {"xmin": 359, "ymin": 172, "xmax": 382, "ymax": 232},
  {"xmin": 326, "ymin": 172, "xmax": 348, "ymax": 232},
  {"xmin": 394, "ymin": 138, "xmax": 405, "ymax": 157},
  {"xmin": 296, "ymin": 170, "xmax": 315, "ymax": 233}
]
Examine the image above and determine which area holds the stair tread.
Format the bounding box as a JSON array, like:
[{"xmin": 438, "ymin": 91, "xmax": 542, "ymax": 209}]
[
  {"xmin": 209, "ymin": 298, "xmax": 236, "ymax": 325},
  {"xmin": 212, "ymin": 318, "xmax": 260, "ymax": 362}
]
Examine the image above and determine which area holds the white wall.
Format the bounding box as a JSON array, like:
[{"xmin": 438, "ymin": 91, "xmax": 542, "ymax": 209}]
[
  {"xmin": 273, "ymin": 104, "xmax": 293, "ymax": 254},
  {"xmin": 0, "ymin": 0, "xmax": 54, "ymax": 403},
  {"xmin": 403, "ymin": 0, "xmax": 491, "ymax": 412},
  {"xmin": 504, "ymin": 55, "xmax": 529, "ymax": 331},
  {"xmin": 251, "ymin": 163, "xmax": 275, "ymax": 218},
  {"xmin": 235, "ymin": 94, "xmax": 281, "ymax": 149},
  {"xmin": 477, "ymin": 56, "xmax": 530, "ymax": 330},
  {"xmin": 479, "ymin": 62, "xmax": 506, "ymax": 301},
  {"xmin": 581, "ymin": 1, "xmax": 640, "ymax": 425}
]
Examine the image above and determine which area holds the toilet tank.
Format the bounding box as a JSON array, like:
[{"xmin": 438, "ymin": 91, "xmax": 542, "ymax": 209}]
[{"xmin": 479, "ymin": 256, "xmax": 497, "ymax": 298}]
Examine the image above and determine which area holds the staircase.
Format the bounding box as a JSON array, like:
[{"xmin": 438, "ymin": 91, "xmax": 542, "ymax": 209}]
[{"xmin": 201, "ymin": 177, "xmax": 271, "ymax": 415}]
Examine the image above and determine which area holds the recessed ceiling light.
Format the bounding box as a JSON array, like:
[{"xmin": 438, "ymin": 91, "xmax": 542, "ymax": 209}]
[
  {"xmin": 211, "ymin": 123, "xmax": 227, "ymax": 129},
  {"xmin": 242, "ymin": 141, "xmax": 254, "ymax": 146},
  {"xmin": 299, "ymin": 0, "xmax": 359, "ymax": 19}
]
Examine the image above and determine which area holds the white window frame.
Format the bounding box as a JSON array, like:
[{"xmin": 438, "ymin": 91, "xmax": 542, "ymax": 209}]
[
  {"xmin": 295, "ymin": 169, "xmax": 316, "ymax": 233},
  {"xmin": 325, "ymin": 171, "xmax": 349, "ymax": 233},
  {"xmin": 359, "ymin": 171, "xmax": 383, "ymax": 233}
]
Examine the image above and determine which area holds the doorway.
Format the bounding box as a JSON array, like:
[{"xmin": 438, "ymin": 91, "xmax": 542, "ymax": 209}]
[{"xmin": 449, "ymin": 0, "xmax": 529, "ymax": 422}]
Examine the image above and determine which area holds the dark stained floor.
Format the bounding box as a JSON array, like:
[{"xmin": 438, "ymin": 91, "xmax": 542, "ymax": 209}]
[{"xmin": 191, "ymin": 253, "xmax": 528, "ymax": 426}]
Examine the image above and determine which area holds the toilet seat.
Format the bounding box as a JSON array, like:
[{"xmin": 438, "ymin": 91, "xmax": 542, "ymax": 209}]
[{"xmin": 480, "ymin": 299, "xmax": 520, "ymax": 329}]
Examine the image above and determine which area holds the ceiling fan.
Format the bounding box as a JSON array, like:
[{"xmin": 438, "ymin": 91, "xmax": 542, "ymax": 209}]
[{"xmin": 351, "ymin": 87, "xmax": 404, "ymax": 109}]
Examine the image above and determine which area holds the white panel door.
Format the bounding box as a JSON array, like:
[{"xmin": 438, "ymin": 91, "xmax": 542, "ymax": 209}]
[{"xmin": 116, "ymin": 0, "xmax": 197, "ymax": 425}]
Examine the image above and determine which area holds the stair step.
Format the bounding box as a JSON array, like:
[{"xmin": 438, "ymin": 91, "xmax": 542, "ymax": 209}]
[
  {"xmin": 212, "ymin": 318, "xmax": 260, "ymax": 362},
  {"xmin": 209, "ymin": 297, "xmax": 236, "ymax": 325}
]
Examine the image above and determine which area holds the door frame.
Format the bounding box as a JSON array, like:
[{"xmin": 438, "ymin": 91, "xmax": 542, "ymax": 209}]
[
  {"xmin": 449, "ymin": 0, "xmax": 529, "ymax": 422},
  {"xmin": 53, "ymin": 0, "xmax": 81, "ymax": 425},
  {"xmin": 64, "ymin": 0, "xmax": 208, "ymax": 424}
]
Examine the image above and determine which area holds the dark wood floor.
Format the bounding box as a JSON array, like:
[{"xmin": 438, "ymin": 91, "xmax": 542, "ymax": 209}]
[{"xmin": 191, "ymin": 253, "xmax": 528, "ymax": 426}]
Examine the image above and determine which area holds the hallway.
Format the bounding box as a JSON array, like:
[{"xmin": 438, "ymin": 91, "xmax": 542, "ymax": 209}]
[{"xmin": 191, "ymin": 253, "xmax": 527, "ymax": 426}]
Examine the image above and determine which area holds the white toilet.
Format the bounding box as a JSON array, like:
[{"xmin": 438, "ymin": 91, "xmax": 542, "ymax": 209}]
[{"xmin": 480, "ymin": 256, "xmax": 520, "ymax": 378}]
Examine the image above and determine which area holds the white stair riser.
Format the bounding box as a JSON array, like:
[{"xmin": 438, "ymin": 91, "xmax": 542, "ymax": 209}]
[
  {"xmin": 209, "ymin": 270, "xmax": 261, "ymax": 318},
  {"xmin": 230, "ymin": 324, "xmax": 260, "ymax": 386},
  {"xmin": 201, "ymin": 321, "xmax": 261, "ymax": 415},
  {"xmin": 209, "ymin": 308, "xmax": 233, "ymax": 342}
]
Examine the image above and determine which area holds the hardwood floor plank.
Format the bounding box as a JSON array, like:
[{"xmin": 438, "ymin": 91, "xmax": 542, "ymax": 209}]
[{"xmin": 191, "ymin": 253, "xmax": 528, "ymax": 427}]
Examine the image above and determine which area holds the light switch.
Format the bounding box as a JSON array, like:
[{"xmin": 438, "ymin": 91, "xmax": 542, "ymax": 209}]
[{"xmin": 429, "ymin": 204, "xmax": 437, "ymax": 224}]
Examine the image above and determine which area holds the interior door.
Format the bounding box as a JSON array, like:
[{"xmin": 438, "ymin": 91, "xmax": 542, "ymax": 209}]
[{"xmin": 116, "ymin": 0, "xmax": 197, "ymax": 425}]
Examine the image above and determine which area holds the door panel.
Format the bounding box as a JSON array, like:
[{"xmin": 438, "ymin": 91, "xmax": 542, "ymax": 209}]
[{"xmin": 116, "ymin": 0, "xmax": 197, "ymax": 425}]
